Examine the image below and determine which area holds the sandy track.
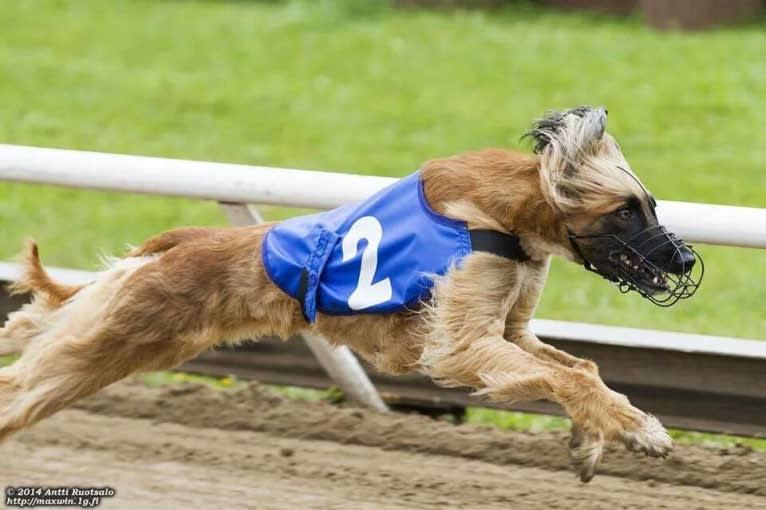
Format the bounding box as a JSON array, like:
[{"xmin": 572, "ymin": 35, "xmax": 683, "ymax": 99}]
[{"xmin": 2, "ymin": 381, "xmax": 765, "ymax": 510}]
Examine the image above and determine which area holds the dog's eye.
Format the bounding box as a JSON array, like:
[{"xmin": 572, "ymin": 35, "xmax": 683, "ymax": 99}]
[{"xmin": 616, "ymin": 207, "xmax": 632, "ymax": 220}]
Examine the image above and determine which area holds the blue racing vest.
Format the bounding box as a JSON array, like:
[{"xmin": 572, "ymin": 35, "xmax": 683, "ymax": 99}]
[{"xmin": 263, "ymin": 171, "xmax": 530, "ymax": 323}]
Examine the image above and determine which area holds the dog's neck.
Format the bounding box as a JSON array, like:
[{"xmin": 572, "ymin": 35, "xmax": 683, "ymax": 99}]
[{"xmin": 421, "ymin": 148, "xmax": 573, "ymax": 262}]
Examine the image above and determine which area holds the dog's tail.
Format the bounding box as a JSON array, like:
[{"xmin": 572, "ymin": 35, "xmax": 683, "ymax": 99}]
[
  {"xmin": 8, "ymin": 240, "xmax": 85, "ymax": 305},
  {"xmin": 0, "ymin": 241, "xmax": 87, "ymax": 357}
]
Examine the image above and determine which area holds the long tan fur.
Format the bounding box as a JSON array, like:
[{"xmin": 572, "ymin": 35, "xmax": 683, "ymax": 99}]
[{"xmin": 0, "ymin": 108, "xmax": 672, "ymax": 482}]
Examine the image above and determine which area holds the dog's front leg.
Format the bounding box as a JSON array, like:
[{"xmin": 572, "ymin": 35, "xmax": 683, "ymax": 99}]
[
  {"xmin": 503, "ymin": 258, "xmax": 599, "ymax": 374},
  {"xmin": 418, "ymin": 254, "xmax": 671, "ymax": 482},
  {"xmin": 505, "ymin": 328, "xmax": 599, "ymax": 374}
]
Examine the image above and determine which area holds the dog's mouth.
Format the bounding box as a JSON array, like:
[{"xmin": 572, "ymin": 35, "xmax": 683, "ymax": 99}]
[
  {"xmin": 568, "ymin": 228, "xmax": 704, "ymax": 307},
  {"xmin": 609, "ymin": 250, "xmax": 669, "ymax": 295}
]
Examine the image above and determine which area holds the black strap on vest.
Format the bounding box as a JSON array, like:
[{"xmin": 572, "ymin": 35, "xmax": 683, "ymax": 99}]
[
  {"xmin": 469, "ymin": 229, "xmax": 530, "ymax": 262},
  {"xmin": 295, "ymin": 229, "xmax": 530, "ymax": 322}
]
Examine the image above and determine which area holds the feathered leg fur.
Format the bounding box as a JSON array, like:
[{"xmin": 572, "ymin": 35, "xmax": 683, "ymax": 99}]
[{"xmin": 417, "ymin": 253, "xmax": 672, "ymax": 482}]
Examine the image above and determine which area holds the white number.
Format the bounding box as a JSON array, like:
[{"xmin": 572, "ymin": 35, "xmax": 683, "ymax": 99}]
[{"xmin": 342, "ymin": 216, "xmax": 392, "ymax": 310}]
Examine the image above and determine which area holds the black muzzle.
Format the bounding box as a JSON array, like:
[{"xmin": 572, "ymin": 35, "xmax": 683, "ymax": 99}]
[{"xmin": 569, "ymin": 225, "xmax": 704, "ymax": 307}]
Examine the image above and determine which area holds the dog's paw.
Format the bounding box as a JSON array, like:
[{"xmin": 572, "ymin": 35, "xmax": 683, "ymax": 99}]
[
  {"xmin": 569, "ymin": 426, "xmax": 604, "ymax": 483},
  {"xmin": 621, "ymin": 413, "xmax": 672, "ymax": 459}
]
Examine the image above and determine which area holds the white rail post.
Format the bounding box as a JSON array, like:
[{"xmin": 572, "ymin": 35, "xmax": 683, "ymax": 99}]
[{"xmin": 218, "ymin": 202, "xmax": 389, "ymax": 412}]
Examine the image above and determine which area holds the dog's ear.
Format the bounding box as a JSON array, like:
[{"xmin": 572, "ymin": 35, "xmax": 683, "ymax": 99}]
[{"xmin": 524, "ymin": 106, "xmax": 608, "ymax": 155}]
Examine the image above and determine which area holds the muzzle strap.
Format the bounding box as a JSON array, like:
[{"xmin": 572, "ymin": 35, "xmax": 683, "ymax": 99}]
[
  {"xmin": 469, "ymin": 229, "xmax": 530, "ymax": 262},
  {"xmin": 567, "ymin": 228, "xmax": 591, "ymax": 269},
  {"xmin": 567, "ymin": 228, "xmax": 617, "ymax": 281}
]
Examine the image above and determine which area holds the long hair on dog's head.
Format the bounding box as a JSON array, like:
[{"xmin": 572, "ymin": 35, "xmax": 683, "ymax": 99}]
[
  {"xmin": 525, "ymin": 106, "xmax": 649, "ymax": 218},
  {"xmin": 525, "ymin": 106, "xmax": 702, "ymax": 305}
]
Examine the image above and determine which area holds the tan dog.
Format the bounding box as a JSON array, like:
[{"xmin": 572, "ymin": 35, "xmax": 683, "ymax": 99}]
[{"xmin": 0, "ymin": 107, "xmax": 701, "ymax": 482}]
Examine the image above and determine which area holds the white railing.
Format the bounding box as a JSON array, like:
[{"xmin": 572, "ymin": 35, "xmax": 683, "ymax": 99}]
[
  {"xmin": 1, "ymin": 144, "xmax": 765, "ymax": 409},
  {"xmin": 2, "ymin": 144, "xmax": 766, "ymax": 248}
]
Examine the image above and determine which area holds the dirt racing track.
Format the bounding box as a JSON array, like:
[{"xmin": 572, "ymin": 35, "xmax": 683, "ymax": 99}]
[{"xmin": 2, "ymin": 380, "xmax": 765, "ymax": 510}]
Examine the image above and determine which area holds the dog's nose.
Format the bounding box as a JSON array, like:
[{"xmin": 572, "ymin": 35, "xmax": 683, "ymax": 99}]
[{"xmin": 669, "ymin": 248, "xmax": 696, "ymax": 274}]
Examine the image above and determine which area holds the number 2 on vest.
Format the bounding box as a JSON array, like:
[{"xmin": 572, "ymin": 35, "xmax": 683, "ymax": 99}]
[{"xmin": 342, "ymin": 216, "xmax": 393, "ymax": 310}]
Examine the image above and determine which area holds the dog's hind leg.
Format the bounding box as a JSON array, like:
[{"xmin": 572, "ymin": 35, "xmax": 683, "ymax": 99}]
[
  {"xmin": 0, "ymin": 325, "xmax": 178, "ymax": 442},
  {"xmin": 0, "ymin": 300, "xmax": 219, "ymax": 443},
  {"xmin": 0, "ymin": 255, "xmax": 164, "ymax": 441},
  {"xmin": 0, "ymin": 252, "xmax": 156, "ymax": 439},
  {"xmin": 0, "ymin": 227, "xmax": 283, "ymax": 443}
]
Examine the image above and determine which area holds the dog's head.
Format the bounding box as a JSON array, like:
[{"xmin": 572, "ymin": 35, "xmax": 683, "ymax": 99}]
[{"xmin": 526, "ymin": 106, "xmax": 703, "ymax": 305}]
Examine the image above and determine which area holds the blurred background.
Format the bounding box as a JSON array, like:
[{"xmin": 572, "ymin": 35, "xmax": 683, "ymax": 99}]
[{"xmin": 1, "ymin": 0, "xmax": 765, "ymax": 339}]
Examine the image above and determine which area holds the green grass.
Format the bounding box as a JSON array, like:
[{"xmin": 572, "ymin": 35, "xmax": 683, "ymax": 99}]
[
  {"xmin": 138, "ymin": 370, "xmax": 245, "ymax": 390},
  {"xmin": 138, "ymin": 370, "xmax": 339, "ymax": 400},
  {"xmin": 1, "ymin": 0, "xmax": 765, "ymax": 445},
  {"xmin": 1, "ymin": 0, "xmax": 765, "ymax": 338},
  {"xmin": 467, "ymin": 407, "xmax": 571, "ymax": 433}
]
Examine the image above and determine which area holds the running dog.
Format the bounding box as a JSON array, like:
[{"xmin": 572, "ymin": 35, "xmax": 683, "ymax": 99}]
[{"xmin": 0, "ymin": 106, "xmax": 702, "ymax": 482}]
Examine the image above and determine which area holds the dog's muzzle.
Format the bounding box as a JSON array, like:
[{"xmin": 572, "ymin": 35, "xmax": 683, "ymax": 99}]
[{"xmin": 568, "ymin": 225, "xmax": 704, "ymax": 307}]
